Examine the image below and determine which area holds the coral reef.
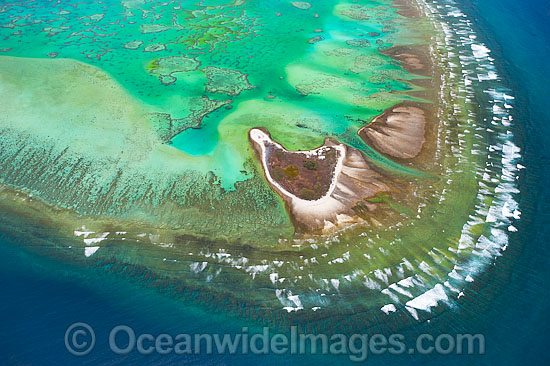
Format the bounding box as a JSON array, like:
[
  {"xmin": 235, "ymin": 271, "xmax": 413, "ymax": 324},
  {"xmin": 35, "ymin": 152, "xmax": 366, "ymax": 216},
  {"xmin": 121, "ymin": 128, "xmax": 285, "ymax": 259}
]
[{"xmin": 202, "ymin": 66, "xmax": 255, "ymax": 96}]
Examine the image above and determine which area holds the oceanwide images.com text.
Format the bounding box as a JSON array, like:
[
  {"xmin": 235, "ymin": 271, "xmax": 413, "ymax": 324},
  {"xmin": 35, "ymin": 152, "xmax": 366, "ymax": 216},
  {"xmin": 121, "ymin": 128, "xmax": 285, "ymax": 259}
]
[{"xmin": 65, "ymin": 323, "xmax": 485, "ymax": 361}]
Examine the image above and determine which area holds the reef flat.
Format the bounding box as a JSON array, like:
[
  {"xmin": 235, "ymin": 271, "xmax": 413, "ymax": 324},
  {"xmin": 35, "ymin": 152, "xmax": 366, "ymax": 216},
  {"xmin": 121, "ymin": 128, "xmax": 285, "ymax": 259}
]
[{"xmin": 0, "ymin": 0, "xmax": 522, "ymax": 334}]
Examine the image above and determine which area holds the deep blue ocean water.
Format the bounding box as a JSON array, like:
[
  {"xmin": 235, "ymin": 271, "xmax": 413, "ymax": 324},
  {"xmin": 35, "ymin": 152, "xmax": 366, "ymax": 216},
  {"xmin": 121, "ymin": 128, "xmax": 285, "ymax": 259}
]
[
  {"xmin": 1, "ymin": 0, "xmax": 549, "ymax": 365},
  {"xmin": 460, "ymin": 0, "xmax": 550, "ymax": 364}
]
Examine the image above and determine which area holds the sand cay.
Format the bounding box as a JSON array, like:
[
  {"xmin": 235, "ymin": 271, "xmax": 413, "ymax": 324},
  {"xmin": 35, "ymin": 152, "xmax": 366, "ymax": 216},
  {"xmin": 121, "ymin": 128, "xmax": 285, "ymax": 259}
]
[
  {"xmin": 359, "ymin": 103, "xmax": 427, "ymax": 160},
  {"xmin": 249, "ymin": 128, "xmax": 390, "ymax": 233}
]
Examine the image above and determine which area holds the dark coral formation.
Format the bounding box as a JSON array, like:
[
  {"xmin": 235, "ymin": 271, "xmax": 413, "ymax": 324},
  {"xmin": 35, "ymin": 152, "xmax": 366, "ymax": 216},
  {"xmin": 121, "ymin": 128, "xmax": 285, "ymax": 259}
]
[
  {"xmin": 202, "ymin": 67, "xmax": 255, "ymax": 96},
  {"xmin": 147, "ymin": 97, "xmax": 231, "ymax": 142},
  {"xmin": 123, "ymin": 40, "xmax": 143, "ymax": 49},
  {"xmin": 291, "ymin": 2, "xmax": 312, "ymax": 10},
  {"xmin": 143, "ymin": 43, "xmax": 166, "ymax": 52},
  {"xmin": 148, "ymin": 56, "xmax": 201, "ymax": 85},
  {"xmin": 346, "ymin": 38, "xmax": 371, "ymax": 48},
  {"xmin": 308, "ymin": 36, "xmax": 324, "ymax": 44},
  {"xmin": 341, "ymin": 5, "xmax": 371, "ymax": 21}
]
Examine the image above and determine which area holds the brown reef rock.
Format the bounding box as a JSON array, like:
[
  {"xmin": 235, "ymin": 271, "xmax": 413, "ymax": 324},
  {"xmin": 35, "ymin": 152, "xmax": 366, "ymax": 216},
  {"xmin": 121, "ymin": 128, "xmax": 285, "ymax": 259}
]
[{"xmin": 359, "ymin": 103, "xmax": 427, "ymax": 160}]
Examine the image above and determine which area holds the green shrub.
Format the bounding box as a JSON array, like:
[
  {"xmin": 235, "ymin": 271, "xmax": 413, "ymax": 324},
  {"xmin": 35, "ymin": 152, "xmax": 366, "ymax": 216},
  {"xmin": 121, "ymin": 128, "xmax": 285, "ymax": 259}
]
[
  {"xmin": 272, "ymin": 166, "xmax": 285, "ymax": 181},
  {"xmin": 283, "ymin": 165, "xmax": 299, "ymax": 179},
  {"xmin": 300, "ymin": 188, "xmax": 317, "ymax": 200},
  {"xmin": 303, "ymin": 160, "xmax": 317, "ymax": 170}
]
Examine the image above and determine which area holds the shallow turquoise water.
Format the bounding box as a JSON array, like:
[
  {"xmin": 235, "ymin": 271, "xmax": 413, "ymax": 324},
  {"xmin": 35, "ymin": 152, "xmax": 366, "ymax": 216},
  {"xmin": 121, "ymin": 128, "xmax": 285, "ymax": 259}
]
[
  {"xmin": 0, "ymin": 0, "xmax": 423, "ymax": 195},
  {"xmin": 1, "ymin": 0, "xmax": 549, "ymax": 365},
  {"xmin": 0, "ymin": 0, "xmax": 409, "ymax": 156},
  {"xmin": 170, "ymin": 109, "xmax": 224, "ymax": 155}
]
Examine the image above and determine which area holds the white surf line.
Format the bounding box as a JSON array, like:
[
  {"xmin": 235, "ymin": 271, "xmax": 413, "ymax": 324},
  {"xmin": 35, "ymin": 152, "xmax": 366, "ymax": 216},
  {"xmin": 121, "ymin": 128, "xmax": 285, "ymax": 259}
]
[
  {"xmin": 410, "ymin": 0, "xmax": 522, "ymax": 309},
  {"xmin": 84, "ymin": 246, "xmax": 100, "ymax": 257}
]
